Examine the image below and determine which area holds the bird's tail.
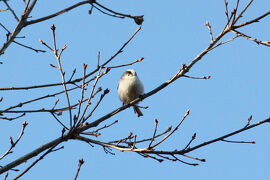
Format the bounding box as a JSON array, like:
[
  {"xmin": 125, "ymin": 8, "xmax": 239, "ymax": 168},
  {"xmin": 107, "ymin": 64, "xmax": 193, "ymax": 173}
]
[{"xmin": 133, "ymin": 106, "xmax": 143, "ymax": 117}]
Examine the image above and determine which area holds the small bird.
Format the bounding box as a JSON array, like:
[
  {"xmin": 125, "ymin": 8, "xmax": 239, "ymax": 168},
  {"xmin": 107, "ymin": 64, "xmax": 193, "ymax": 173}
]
[{"xmin": 118, "ymin": 69, "xmax": 144, "ymax": 117}]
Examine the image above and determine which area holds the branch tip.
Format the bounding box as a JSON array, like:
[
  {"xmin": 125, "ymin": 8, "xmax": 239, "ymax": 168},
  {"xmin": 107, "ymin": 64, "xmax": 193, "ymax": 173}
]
[{"xmin": 51, "ymin": 24, "xmax": 56, "ymax": 31}]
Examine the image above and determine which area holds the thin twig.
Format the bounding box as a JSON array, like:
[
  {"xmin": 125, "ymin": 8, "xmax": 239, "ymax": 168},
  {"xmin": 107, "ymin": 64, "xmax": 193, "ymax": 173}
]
[
  {"xmin": 183, "ymin": 133, "xmax": 196, "ymax": 150},
  {"xmin": 13, "ymin": 41, "xmax": 46, "ymax": 53},
  {"xmin": 234, "ymin": 0, "xmax": 254, "ymax": 24},
  {"xmin": 82, "ymin": 120, "xmax": 118, "ymax": 135},
  {"xmin": 138, "ymin": 153, "xmax": 164, "ymax": 163},
  {"xmin": 0, "ymin": 22, "xmax": 9, "ymax": 33},
  {"xmin": 221, "ymin": 139, "xmax": 255, "ymax": 144},
  {"xmin": 68, "ymin": 69, "xmax": 77, "ymax": 82},
  {"xmin": 74, "ymin": 158, "xmax": 84, "ymax": 180},
  {"xmin": 0, "ymin": 113, "xmax": 25, "ymax": 121},
  {"xmin": 52, "ymin": 99, "xmax": 60, "ymax": 110},
  {"xmin": 232, "ymin": 0, "xmax": 240, "ymax": 24},
  {"xmin": 208, "ymin": 35, "xmax": 240, "ymax": 51},
  {"xmin": 78, "ymin": 67, "xmax": 103, "ymax": 124},
  {"xmin": 181, "ymin": 117, "xmax": 270, "ymax": 154},
  {"xmin": 50, "ymin": 112, "xmax": 69, "ymax": 130},
  {"xmin": 1, "ymin": 103, "xmax": 77, "ymax": 114},
  {"xmin": 231, "ymin": 29, "xmax": 270, "ymax": 47},
  {"xmin": 106, "ymin": 57, "xmax": 144, "ymax": 69},
  {"xmin": 245, "ymin": 115, "xmax": 253, "ymax": 128},
  {"xmin": 0, "ymin": 9, "xmax": 8, "ymax": 12},
  {"xmin": 224, "ymin": 0, "xmax": 229, "ymax": 22},
  {"xmin": 25, "ymin": 0, "xmax": 141, "ymax": 26},
  {"xmin": 171, "ymin": 155, "xmax": 198, "ymax": 166},
  {"xmin": 95, "ymin": 1, "xmax": 134, "ymax": 19},
  {"xmin": 76, "ymin": 64, "xmax": 88, "ymax": 124},
  {"xmin": 25, "ymin": 1, "xmax": 91, "ymax": 26},
  {"xmin": 233, "ymin": 11, "xmax": 270, "ymax": 29},
  {"xmin": 131, "ymin": 135, "xmax": 137, "ymax": 150},
  {"xmin": 3, "ymin": 0, "xmax": 19, "ymax": 21},
  {"xmin": 205, "ymin": 21, "xmax": 214, "ymax": 42},
  {"xmin": 12, "ymin": 145, "xmax": 63, "ymax": 180},
  {"xmin": 0, "ymin": 121, "xmax": 28, "ymax": 160},
  {"xmin": 97, "ymin": 51, "xmax": 100, "ymax": 68},
  {"xmin": 0, "ymin": 0, "xmax": 37, "ymax": 56},
  {"xmin": 150, "ymin": 110, "xmax": 190, "ymax": 149},
  {"xmin": 4, "ymin": 172, "xmax": 8, "ymax": 180},
  {"xmin": 40, "ymin": 40, "xmax": 54, "ymax": 52},
  {"xmin": 181, "ymin": 154, "xmax": 205, "ymax": 162},
  {"xmin": 109, "ymin": 126, "xmax": 171, "ymax": 145},
  {"xmin": 182, "ymin": 75, "xmax": 211, "ymax": 80},
  {"xmin": 0, "ymin": 166, "xmax": 19, "ymax": 172},
  {"xmin": 84, "ymin": 88, "xmax": 110, "ymax": 121},
  {"xmin": 48, "ymin": 26, "xmax": 72, "ymax": 128},
  {"xmin": 148, "ymin": 119, "xmax": 158, "ymax": 149},
  {"xmin": 91, "ymin": 3, "xmax": 124, "ymax": 18}
]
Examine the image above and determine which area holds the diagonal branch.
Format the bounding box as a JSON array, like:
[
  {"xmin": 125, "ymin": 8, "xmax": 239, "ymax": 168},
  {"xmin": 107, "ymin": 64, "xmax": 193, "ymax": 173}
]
[
  {"xmin": 0, "ymin": 0, "xmax": 37, "ymax": 56},
  {"xmin": 0, "ymin": 121, "xmax": 28, "ymax": 160},
  {"xmin": 3, "ymin": 0, "xmax": 19, "ymax": 21}
]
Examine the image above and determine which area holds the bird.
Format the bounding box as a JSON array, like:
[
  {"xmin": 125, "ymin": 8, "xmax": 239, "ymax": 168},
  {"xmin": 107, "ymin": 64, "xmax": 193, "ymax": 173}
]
[{"xmin": 118, "ymin": 69, "xmax": 144, "ymax": 117}]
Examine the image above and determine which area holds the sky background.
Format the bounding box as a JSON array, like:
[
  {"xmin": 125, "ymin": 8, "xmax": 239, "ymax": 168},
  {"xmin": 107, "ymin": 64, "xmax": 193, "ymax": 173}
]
[{"xmin": 1, "ymin": 0, "xmax": 270, "ymax": 179}]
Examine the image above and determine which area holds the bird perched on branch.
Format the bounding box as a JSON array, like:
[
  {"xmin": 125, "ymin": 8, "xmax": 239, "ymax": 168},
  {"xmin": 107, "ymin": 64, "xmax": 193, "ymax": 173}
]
[{"xmin": 118, "ymin": 69, "xmax": 144, "ymax": 117}]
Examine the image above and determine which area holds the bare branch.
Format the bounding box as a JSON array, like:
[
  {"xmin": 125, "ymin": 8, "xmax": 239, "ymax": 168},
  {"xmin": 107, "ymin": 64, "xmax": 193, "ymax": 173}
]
[
  {"xmin": 221, "ymin": 139, "xmax": 255, "ymax": 144},
  {"xmin": 82, "ymin": 120, "xmax": 118, "ymax": 136},
  {"xmin": 233, "ymin": 11, "xmax": 270, "ymax": 29},
  {"xmin": 245, "ymin": 115, "xmax": 253, "ymax": 128},
  {"xmin": 205, "ymin": 21, "xmax": 214, "ymax": 42},
  {"xmin": 74, "ymin": 158, "xmax": 84, "ymax": 180},
  {"xmin": 106, "ymin": 57, "xmax": 144, "ymax": 69},
  {"xmin": 13, "ymin": 40, "xmax": 46, "ymax": 53},
  {"xmin": 0, "ymin": 0, "xmax": 37, "ymax": 56},
  {"xmin": 50, "ymin": 112, "xmax": 69, "ymax": 130},
  {"xmin": 150, "ymin": 109, "xmax": 190, "ymax": 149},
  {"xmin": 3, "ymin": 0, "xmax": 19, "ymax": 21},
  {"xmin": 183, "ymin": 133, "xmax": 196, "ymax": 150},
  {"xmin": 148, "ymin": 119, "xmax": 159, "ymax": 149},
  {"xmin": 183, "ymin": 117, "xmax": 270, "ymax": 154},
  {"xmin": 231, "ymin": 29, "xmax": 270, "ymax": 47},
  {"xmin": 12, "ymin": 145, "xmax": 63, "ymax": 180},
  {"xmin": 0, "ymin": 121, "xmax": 28, "ymax": 160},
  {"xmin": 84, "ymin": 88, "xmax": 110, "ymax": 121},
  {"xmin": 224, "ymin": 0, "xmax": 229, "ymax": 22},
  {"xmin": 182, "ymin": 75, "xmax": 211, "ymax": 80},
  {"xmin": 0, "ymin": 113, "xmax": 25, "ymax": 121},
  {"xmin": 25, "ymin": 1, "xmax": 143, "ymax": 26},
  {"xmin": 233, "ymin": 0, "xmax": 254, "ymax": 24}
]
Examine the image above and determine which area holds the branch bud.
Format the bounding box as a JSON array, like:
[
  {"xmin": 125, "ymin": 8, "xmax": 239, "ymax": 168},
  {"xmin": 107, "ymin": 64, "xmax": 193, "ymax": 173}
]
[
  {"xmin": 51, "ymin": 24, "xmax": 56, "ymax": 31},
  {"xmin": 134, "ymin": 15, "xmax": 144, "ymax": 25}
]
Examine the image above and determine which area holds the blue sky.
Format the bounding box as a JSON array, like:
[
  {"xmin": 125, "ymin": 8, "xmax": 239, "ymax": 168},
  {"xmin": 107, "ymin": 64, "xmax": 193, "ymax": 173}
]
[{"xmin": 1, "ymin": 0, "xmax": 270, "ymax": 179}]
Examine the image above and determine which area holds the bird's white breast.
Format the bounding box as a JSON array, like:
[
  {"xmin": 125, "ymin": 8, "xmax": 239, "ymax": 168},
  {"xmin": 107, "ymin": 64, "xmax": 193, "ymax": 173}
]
[{"xmin": 118, "ymin": 76, "xmax": 144, "ymax": 104}]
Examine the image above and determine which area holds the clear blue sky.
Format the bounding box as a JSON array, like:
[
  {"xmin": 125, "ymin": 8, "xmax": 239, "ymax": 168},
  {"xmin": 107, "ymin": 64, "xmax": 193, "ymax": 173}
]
[{"xmin": 1, "ymin": 0, "xmax": 270, "ymax": 179}]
